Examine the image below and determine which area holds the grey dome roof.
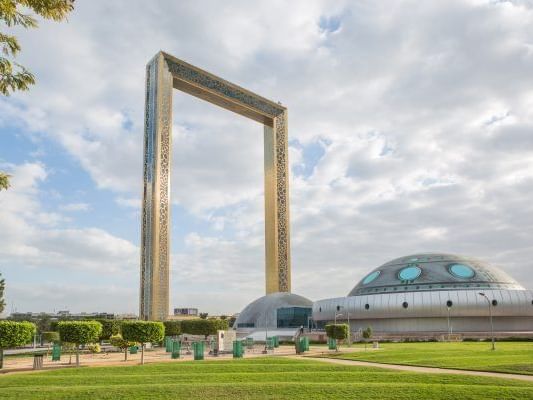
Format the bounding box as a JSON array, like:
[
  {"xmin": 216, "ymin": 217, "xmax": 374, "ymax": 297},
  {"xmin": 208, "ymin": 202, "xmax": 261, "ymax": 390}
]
[
  {"xmin": 235, "ymin": 292, "xmax": 313, "ymax": 329},
  {"xmin": 348, "ymin": 253, "xmax": 523, "ymax": 296}
]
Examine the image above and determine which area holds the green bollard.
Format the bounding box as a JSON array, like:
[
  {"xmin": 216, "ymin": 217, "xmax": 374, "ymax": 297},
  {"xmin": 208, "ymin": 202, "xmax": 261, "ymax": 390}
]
[
  {"xmin": 192, "ymin": 342, "xmax": 204, "ymax": 360},
  {"xmin": 165, "ymin": 337, "xmax": 173, "ymax": 353},
  {"xmin": 171, "ymin": 340, "xmax": 181, "ymax": 359},
  {"xmin": 52, "ymin": 343, "xmax": 61, "ymax": 361}
]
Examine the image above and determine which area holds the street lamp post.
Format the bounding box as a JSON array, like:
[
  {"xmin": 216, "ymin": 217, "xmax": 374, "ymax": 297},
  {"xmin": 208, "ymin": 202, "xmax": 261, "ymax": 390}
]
[
  {"xmin": 478, "ymin": 292, "xmax": 495, "ymax": 351},
  {"xmin": 335, "ymin": 305, "xmax": 351, "ymax": 346},
  {"xmin": 446, "ymin": 300, "xmax": 453, "ymax": 342},
  {"xmin": 262, "ymin": 311, "xmax": 269, "ymax": 354},
  {"xmin": 334, "ymin": 312, "xmax": 343, "ymax": 352},
  {"xmin": 347, "ymin": 309, "xmax": 351, "ymax": 347}
]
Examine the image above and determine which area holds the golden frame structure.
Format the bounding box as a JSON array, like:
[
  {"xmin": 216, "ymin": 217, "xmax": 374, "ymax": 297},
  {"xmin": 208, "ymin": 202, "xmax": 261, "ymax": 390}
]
[{"xmin": 140, "ymin": 52, "xmax": 291, "ymax": 320}]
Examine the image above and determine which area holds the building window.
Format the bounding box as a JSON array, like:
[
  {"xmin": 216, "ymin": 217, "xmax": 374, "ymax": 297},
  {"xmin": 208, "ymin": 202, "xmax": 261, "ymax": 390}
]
[
  {"xmin": 237, "ymin": 322, "xmax": 255, "ymax": 328},
  {"xmin": 277, "ymin": 307, "xmax": 312, "ymax": 328},
  {"xmin": 448, "ymin": 263, "xmax": 475, "ymax": 279},
  {"xmin": 362, "ymin": 270, "xmax": 381, "ymax": 285},
  {"xmin": 398, "ymin": 265, "xmax": 422, "ymax": 281}
]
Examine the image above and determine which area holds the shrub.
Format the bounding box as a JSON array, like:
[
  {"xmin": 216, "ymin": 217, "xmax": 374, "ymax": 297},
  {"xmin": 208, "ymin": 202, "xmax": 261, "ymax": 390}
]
[
  {"xmin": 362, "ymin": 326, "xmax": 373, "ymax": 350},
  {"xmin": 325, "ymin": 324, "xmax": 349, "ymax": 341},
  {"xmin": 110, "ymin": 334, "xmax": 136, "ymax": 361},
  {"xmin": 93, "ymin": 319, "xmax": 121, "ymax": 341},
  {"xmin": 163, "ymin": 320, "xmax": 181, "ymax": 336},
  {"xmin": 0, "ymin": 321, "xmax": 36, "ymax": 369},
  {"xmin": 122, "ymin": 321, "xmax": 164, "ymax": 365},
  {"xmin": 58, "ymin": 321, "xmax": 102, "ymax": 366},
  {"xmin": 180, "ymin": 319, "xmax": 229, "ymax": 337},
  {"xmin": 86, "ymin": 343, "xmax": 101, "ymax": 353}
]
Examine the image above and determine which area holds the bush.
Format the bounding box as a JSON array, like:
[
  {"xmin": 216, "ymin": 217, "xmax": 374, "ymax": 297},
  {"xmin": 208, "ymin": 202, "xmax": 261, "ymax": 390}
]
[
  {"xmin": 0, "ymin": 321, "xmax": 36, "ymax": 368},
  {"xmin": 42, "ymin": 331, "xmax": 60, "ymax": 344},
  {"xmin": 163, "ymin": 320, "xmax": 181, "ymax": 336},
  {"xmin": 180, "ymin": 319, "xmax": 229, "ymax": 337},
  {"xmin": 121, "ymin": 321, "xmax": 164, "ymax": 365},
  {"xmin": 58, "ymin": 321, "xmax": 102, "ymax": 366},
  {"xmin": 93, "ymin": 319, "xmax": 121, "ymax": 341},
  {"xmin": 86, "ymin": 343, "xmax": 101, "ymax": 353},
  {"xmin": 325, "ymin": 324, "xmax": 349, "ymax": 341}
]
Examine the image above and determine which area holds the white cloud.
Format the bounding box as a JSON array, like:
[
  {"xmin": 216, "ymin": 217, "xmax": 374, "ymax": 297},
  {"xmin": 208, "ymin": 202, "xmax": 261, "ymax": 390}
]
[
  {"xmin": 59, "ymin": 202, "xmax": 90, "ymax": 212},
  {"xmin": 1, "ymin": 0, "xmax": 533, "ymax": 314},
  {"xmin": 0, "ymin": 162, "xmax": 139, "ymax": 315}
]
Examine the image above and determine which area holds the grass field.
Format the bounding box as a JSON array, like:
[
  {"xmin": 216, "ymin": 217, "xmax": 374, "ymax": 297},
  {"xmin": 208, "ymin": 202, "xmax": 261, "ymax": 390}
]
[
  {"xmin": 326, "ymin": 341, "xmax": 533, "ymax": 375},
  {"xmin": 1, "ymin": 357, "xmax": 533, "ymax": 399}
]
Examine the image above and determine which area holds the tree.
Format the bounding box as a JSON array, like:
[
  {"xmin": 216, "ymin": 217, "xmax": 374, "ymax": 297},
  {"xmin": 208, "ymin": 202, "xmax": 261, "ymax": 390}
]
[
  {"xmin": 0, "ymin": 0, "xmax": 74, "ymax": 96},
  {"xmin": 121, "ymin": 321, "xmax": 164, "ymax": 365},
  {"xmin": 325, "ymin": 323, "xmax": 349, "ymax": 341},
  {"xmin": 199, "ymin": 312, "xmax": 208, "ymax": 319},
  {"xmin": 109, "ymin": 334, "xmax": 136, "ymax": 362},
  {"xmin": 325, "ymin": 323, "xmax": 348, "ymax": 351},
  {"xmin": 35, "ymin": 314, "xmax": 52, "ymax": 334},
  {"xmin": 362, "ymin": 326, "xmax": 373, "ymax": 351},
  {"xmin": 57, "ymin": 321, "xmax": 102, "ymax": 366},
  {"xmin": 0, "ymin": 273, "xmax": 5, "ymax": 314},
  {"xmin": 93, "ymin": 319, "xmax": 121, "ymax": 342},
  {"xmin": 0, "ymin": 320, "xmax": 36, "ymax": 368},
  {"xmin": 0, "ymin": 173, "xmax": 10, "ymax": 191},
  {"xmin": 163, "ymin": 320, "xmax": 181, "ymax": 337},
  {"xmin": 181, "ymin": 319, "xmax": 229, "ymax": 339},
  {"xmin": 42, "ymin": 331, "xmax": 59, "ymax": 344}
]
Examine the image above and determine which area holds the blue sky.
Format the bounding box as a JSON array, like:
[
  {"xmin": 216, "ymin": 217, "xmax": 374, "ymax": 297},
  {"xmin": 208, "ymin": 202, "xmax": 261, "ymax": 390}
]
[{"xmin": 1, "ymin": 0, "xmax": 533, "ymax": 316}]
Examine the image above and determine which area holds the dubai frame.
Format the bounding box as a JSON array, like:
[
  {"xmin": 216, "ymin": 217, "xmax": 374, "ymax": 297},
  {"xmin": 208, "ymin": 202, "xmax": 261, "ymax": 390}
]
[{"xmin": 140, "ymin": 52, "xmax": 291, "ymax": 320}]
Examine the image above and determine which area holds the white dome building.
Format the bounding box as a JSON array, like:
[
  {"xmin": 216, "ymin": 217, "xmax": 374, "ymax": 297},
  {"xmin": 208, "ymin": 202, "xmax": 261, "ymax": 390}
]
[
  {"xmin": 235, "ymin": 292, "xmax": 313, "ymax": 339},
  {"xmin": 313, "ymin": 253, "xmax": 533, "ymax": 336}
]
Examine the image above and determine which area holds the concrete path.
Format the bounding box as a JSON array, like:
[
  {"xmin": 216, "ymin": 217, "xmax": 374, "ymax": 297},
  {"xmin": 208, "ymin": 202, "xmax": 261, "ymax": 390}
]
[{"xmin": 295, "ymin": 356, "xmax": 533, "ymax": 382}]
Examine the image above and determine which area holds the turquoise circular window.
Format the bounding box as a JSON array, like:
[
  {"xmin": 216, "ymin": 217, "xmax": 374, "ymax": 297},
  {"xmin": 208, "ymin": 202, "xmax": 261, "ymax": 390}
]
[
  {"xmin": 362, "ymin": 270, "xmax": 380, "ymax": 285},
  {"xmin": 398, "ymin": 265, "xmax": 422, "ymax": 281},
  {"xmin": 448, "ymin": 263, "xmax": 475, "ymax": 279}
]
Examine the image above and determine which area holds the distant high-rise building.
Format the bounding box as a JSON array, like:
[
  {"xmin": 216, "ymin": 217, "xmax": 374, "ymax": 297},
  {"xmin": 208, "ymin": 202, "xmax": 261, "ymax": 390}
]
[{"xmin": 173, "ymin": 308, "xmax": 198, "ymax": 316}]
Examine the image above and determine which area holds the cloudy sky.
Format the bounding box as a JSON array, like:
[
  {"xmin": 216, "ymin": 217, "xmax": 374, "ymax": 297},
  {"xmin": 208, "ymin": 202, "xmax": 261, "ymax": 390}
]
[{"xmin": 1, "ymin": 0, "xmax": 533, "ymax": 316}]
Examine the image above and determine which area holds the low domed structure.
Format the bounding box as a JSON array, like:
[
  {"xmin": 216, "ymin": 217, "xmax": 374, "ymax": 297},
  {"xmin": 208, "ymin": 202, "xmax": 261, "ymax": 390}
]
[
  {"xmin": 313, "ymin": 253, "xmax": 533, "ymax": 337},
  {"xmin": 235, "ymin": 292, "xmax": 313, "ymax": 337}
]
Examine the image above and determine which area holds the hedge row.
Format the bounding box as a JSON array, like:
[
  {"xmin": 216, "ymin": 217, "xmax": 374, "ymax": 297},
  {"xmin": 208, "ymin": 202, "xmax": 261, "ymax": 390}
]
[
  {"xmin": 180, "ymin": 319, "xmax": 228, "ymax": 337},
  {"xmin": 163, "ymin": 320, "xmax": 181, "ymax": 336}
]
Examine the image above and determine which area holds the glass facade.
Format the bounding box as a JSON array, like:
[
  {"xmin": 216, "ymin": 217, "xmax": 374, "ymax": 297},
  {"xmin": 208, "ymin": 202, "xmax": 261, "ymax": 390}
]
[
  {"xmin": 237, "ymin": 322, "xmax": 255, "ymax": 328},
  {"xmin": 277, "ymin": 307, "xmax": 312, "ymax": 328}
]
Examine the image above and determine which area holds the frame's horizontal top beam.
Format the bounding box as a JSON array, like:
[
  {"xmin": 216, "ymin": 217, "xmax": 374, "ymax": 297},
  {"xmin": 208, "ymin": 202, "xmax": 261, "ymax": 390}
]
[{"xmin": 159, "ymin": 51, "xmax": 285, "ymax": 125}]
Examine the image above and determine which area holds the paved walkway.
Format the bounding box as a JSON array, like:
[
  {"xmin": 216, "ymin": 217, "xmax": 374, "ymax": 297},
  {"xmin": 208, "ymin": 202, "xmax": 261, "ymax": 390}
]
[{"xmin": 295, "ymin": 355, "xmax": 533, "ymax": 382}]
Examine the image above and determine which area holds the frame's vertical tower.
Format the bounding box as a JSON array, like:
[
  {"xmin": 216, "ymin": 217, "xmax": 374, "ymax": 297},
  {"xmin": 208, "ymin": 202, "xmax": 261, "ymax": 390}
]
[
  {"xmin": 140, "ymin": 53, "xmax": 173, "ymax": 321},
  {"xmin": 140, "ymin": 52, "xmax": 291, "ymax": 321},
  {"xmin": 264, "ymin": 111, "xmax": 291, "ymax": 293}
]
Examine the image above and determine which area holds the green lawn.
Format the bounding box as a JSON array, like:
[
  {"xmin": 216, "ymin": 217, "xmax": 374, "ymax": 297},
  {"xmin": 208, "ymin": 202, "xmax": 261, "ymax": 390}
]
[
  {"xmin": 325, "ymin": 341, "xmax": 533, "ymax": 375},
  {"xmin": 1, "ymin": 357, "xmax": 533, "ymax": 399}
]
